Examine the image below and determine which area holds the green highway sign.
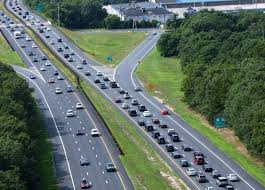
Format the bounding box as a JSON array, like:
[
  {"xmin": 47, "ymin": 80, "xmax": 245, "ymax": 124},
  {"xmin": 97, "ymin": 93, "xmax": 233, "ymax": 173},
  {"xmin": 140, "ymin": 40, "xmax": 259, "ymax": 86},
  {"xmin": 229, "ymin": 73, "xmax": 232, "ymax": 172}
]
[
  {"xmin": 35, "ymin": 3, "xmax": 44, "ymax": 13},
  {"xmin": 214, "ymin": 116, "xmax": 225, "ymax": 128},
  {"xmin": 106, "ymin": 55, "xmax": 112, "ymax": 63}
]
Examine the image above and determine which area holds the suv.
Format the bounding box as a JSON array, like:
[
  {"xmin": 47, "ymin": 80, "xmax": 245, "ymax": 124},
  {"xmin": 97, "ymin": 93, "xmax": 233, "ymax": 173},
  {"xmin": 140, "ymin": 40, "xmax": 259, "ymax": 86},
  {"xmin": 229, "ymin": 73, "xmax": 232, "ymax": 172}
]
[
  {"xmin": 170, "ymin": 134, "xmax": 180, "ymax": 142},
  {"xmin": 138, "ymin": 104, "xmax": 146, "ymax": 112},
  {"xmin": 216, "ymin": 177, "xmax": 228, "ymax": 187},
  {"xmin": 196, "ymin": 173, "xmax": 207, "ymax": 183},
  {"xmin": 151, "ymin": 131, "xmax": 160, "ymax": 138},
  {"xmin": 137, "ymin": 119, "xmax": 145, "ymax": 126},
  {"xmin": 128, "ymin": 109, "xmax": 137, "ymax": 117},
  {"xmin": 202, "ymin": 164, "xmax": 213, "ymax": 172},
  {"xmin": 110, "ymin": 81, "xmax": 118, "ymax": 88},
  {"xmin": 157, "ymin": 136, "xmax": 166, "ymax": 144},
  {"xmin": 165, "ymin": 144, "xmax": 175, "ymax": 152},
  {"xmin": 145, "ymin": 124, "xmax": 154, "ymax": 132}
]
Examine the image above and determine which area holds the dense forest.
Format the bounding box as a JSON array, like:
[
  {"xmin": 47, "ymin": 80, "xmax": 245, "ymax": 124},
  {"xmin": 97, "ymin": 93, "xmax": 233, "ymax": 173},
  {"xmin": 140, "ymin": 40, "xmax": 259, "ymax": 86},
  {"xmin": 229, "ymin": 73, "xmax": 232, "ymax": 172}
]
[
  {"xmin": 24, "ymin": 0, "xmax": 152, "ymax": 29},
  {"xmin": 158, "ymin": 10, "xmax": 265, "ymax": 160},
  {"xmin": 0, "ymin": 63, "xmax": 45, "ymax": 189}
]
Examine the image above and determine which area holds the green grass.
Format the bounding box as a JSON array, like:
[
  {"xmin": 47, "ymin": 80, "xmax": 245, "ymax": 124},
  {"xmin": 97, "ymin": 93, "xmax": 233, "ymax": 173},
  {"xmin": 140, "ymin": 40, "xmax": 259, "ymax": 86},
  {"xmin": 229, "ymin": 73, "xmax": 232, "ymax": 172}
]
[
  {"xmin": 31, "ymin": 103, "xmax": 58, "ymax": 190},
  {"xmin": 60, "ymin": 28, "xmax": 146, "ymax": 67},
  {"xmin": 80, "ymin": 80, "xmax": 187, "ymax": 190},
  {"xmin": 136, "ymin": 48, "xmax": 265, "ymax": 187},
  {"xmin": 0, "ymin": 33, "xmax": 25, "ymax": 67}
]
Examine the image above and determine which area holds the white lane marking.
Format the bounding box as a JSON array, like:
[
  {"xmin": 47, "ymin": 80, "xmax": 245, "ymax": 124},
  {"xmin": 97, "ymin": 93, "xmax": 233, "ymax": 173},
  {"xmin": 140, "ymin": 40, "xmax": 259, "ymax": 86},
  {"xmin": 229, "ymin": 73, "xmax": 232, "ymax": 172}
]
[
  {"xmin": 78, "ymin": 148, "xmax": 80, "ymax": 151},
  {"xmin": 86, "ymin": 172, "xmax": 89, "ymax": 176},
  {"xmin": 92, "ymin": 147, "xmax": 94, "ymax": 150},
  {"xmin": 70, "ymin": 128, "xmax": 72, "ymax": 131},
  {"xmin": 102, "ymin": 171, "xmax": 104, "ymax": 174},
  {"xmin": 106, "ymin": 180, "xmax": 108, "ymax": 184},
  {"xmin": 82, "ymin": 127, "xmax": 85, "ymax": 130},
  {"xmin": 15, "ymin": 70, "xmax": 76, "ymax": 190},
  {"xmin": 86, "ymin": 133, "xmax": 88, "ymax": 136},
  {"xmin": 98, "ymin": 162, "xmax": 101, "ymax": 166},
  {"xmin": 75, "ymin": 141, "xmax": 77, "ymax": 144},
  {"xmin": 96, "ymin": 155, "xmax": 98, "ymax": 158}
]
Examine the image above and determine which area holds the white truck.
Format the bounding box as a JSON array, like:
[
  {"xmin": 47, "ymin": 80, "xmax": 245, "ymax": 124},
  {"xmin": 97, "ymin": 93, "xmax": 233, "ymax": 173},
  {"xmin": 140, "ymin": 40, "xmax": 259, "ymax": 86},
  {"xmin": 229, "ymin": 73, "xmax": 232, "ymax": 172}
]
[{"xmin": 14, "ymin": 30, "xmax": 21, "ymax": 39}]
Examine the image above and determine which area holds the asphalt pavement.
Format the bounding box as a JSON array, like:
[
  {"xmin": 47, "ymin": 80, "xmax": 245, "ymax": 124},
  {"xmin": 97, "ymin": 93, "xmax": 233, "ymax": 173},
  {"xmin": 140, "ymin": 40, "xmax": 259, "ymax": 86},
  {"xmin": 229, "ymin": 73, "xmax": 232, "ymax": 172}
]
[{"xmin": 5, "ymin": 0, "xmax": 265, "ymax": 190}]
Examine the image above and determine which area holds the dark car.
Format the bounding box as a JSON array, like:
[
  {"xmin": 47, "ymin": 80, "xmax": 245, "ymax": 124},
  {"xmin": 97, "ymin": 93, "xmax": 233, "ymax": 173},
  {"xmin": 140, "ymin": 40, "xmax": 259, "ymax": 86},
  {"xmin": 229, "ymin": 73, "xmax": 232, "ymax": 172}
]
[
  {"xmin": 159, "ymin": 123, "xmax": 168, "ymax": 128},
  {"xmin": 182, "ymin": 144, "xmax": 192, "ymax": 151},
  {"xmin": 76, "ymin": 130, "xmax": 84, "ymax": 136},
  {"xmin": 145, "ymin": 124, "xmax": 154, "ymax": 132},
  {"xmin": 64, "ymin": 53, "xmax": 69, "ymax": 58},
  {"xmin": 193, "ymin": 151, "xmax": 204, "ymax": 158},
  {"xmin": 80, "ymin": 158, "xmax": 89, "ymax": 166},
  {"xmin": 84, "ymin": 70, "xmax": 91, "ymax": 76},
  {"xmin": 30, "ymin": 75, "xmax": 36, "ymax": 79},
  {"xmin": 57, "ymin": 47, "xmax": 63, "ymax": 52},
  {"xmin": 103, "ymin": 76, "xmax": 109, "ymax": 81},
  {"xmin": 100, "ymin": 83, "xmax": 107, "ymax": 89},
  {"xmin": 106, "ymin": 163, "xmax": 116, "ymax": 172},
  {"xmin": 211, "ymin": 170, "xmax": 221, "ymax": 178},
  {"xmin": 28, "ymin": 50, "xmax": 34, "ymax": 56},
  {"xmin": 131, "ymin": 99, "xmax": 139, "ymax": 105},
  {"xmin": 57, "ymin": 38, "xmax": 63, "ymax": 42},
  {"xmin": 157, "ymin": 136, "xmax": 166, "ymax": 144},
  {"xmin": 202, "ymin": 164, "xmax": 213, "ymax": 172},
  {"xmin": 41, "ymin": 56, "xmax": 47, "ymax": 60},
  {"xmin": 179, "ymin": 160, "xmax": 189, "ymax": 167},
  {"xmin": 196, "ymin": 173, "xmax": 207, "ymax": 183},
  {"xmin": 119, "ymin": 89, "xmax": 125, "ymax": 94},
  {"xmin": 165, "ymin": 144, "xmax": 175, "ymax": 152},
  {"xmin": 138, "ymin": 104, "xmax": 146, "ymax": 112},
  {"xmin": 110, "ymin": 81, "xmax": 118, "ymax": 88},
  {"xmin": 82, "ymin": 59, "xmax": 87, "ymax": 65},
  {"xmin": 152, "ymin": 118, "xmax": 160, "ymax": 124},
  {"xmin": 128, "ymin": 109, "xmax": 137, "ymax": 117},
  {"xmin": 171, "ymin": 152, "xmax": 182, "ymax": 159},
  {"xmin": 114, "ymin": 97, "xmax": 122, "ymax": 103},
  {"xmin": 137, "ymin": 119, "xmax": 145, "ymax": 126},
  {"xmin": 151, "ymin": 131, "xmax": 160, "ymax": 139},
  {"xmin": 54, "ymin": 70, "xmax": 59, "ymax": 76},
  {"xmin": 94, "ymin": 78, "xmax": 101, "ymax": 83},
  {"xmin": 170, "ymin": 134, "xmax": 180, "ymax": 142}
]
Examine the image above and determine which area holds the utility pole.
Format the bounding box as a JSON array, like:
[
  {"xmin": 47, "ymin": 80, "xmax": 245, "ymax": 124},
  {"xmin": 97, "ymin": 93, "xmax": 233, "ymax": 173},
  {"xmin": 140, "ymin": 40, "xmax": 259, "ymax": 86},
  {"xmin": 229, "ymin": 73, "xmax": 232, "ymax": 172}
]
[{"xmin": 57, "ymin": 3, "xmax": 60, "ymax": 27}]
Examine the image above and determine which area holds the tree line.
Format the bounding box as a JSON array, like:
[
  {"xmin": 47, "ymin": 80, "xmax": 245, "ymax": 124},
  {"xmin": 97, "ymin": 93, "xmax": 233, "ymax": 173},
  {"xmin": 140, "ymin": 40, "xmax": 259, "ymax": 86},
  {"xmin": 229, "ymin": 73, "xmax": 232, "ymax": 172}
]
[
  {"xmin": 25, "ymin": 0, "xmax": 157, "ymax": 29},
  {"xmin": 157, "ymin": 10, "xmax": 265, "ymax": 161},
  {"xmin": 0, "ymin": 63, "xmax": 46, "ymax": 189}
]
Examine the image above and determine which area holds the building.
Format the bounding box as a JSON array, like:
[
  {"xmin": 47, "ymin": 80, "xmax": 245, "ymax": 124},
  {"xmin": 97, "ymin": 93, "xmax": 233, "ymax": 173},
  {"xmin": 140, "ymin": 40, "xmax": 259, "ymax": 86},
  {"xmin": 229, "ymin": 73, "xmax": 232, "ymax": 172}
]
[{"xmin": 103, "ymin": 2, "xmax": 173, "ymax": 23}]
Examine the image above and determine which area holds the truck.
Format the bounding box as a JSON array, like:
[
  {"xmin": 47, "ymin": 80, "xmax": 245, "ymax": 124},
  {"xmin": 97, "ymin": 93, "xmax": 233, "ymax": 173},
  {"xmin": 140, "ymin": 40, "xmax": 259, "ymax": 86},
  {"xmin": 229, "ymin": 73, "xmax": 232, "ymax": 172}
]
[{"xmin": 14, "ymin": 31, "xmax": 21, "ymax": 39}]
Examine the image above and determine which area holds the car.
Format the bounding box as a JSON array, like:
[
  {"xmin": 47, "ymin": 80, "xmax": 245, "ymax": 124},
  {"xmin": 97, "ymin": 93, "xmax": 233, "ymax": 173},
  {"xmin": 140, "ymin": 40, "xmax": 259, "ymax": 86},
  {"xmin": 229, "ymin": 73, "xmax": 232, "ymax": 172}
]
[
  {"xmin": 32, "ymin": 56, "xmax": 38, "ymax": 62},
  {"xmin": 167, "ymin": 129, "xmax": 176, "ymax": 136},
  {"xmin": 110, "ymin": 81, "xmax": 118, "ymax": 88},
  {"xmin": 151, "ymin": 131, "xmax": 160, "ymax": 138},
  {"xmin": 171, "ymin": 152, "xmax": 182, "ymax": 158},
  {"xmin": 193, "ymin": 155, "xmax": 205, "ymax": 165},
  {"xmin": 47, "ymin": 27, "xmax": 51, "ymax": 31},
  {"xmin": 106, "ymin": 163, "xmax": 116, "ymax": 172},
  {"xmin": 131, "ymin": 99, "xmax": 138, "ymax": 105},
  {"xmin": 84, "ymin": 70, "xmax": 91, "ymax": 76},
  {"xmin": 137, "ymin": 119, "xmax": 145, "ymax": 126},
  {"xmin": 179, "ymin": 160, "xmax": 189, "ymax": 167},
  {"xmin": 57, "ymin": 75, "xmax": 64, "ymax": 80},
  {"xmin": 119, "ymin": 89, "xmax": 125, "ymax": 94},
  {"xmin": 18, "ymin": 12, "xmax": 22, "ymax": 15},
  {"xmin": 196, "ymin": 173, "xmax": 207, "ymax": 183},
  {"xmin": 114, "ymin": 97, "xmax": 122, "ymax": 103},
  {"xmin": 91, "ymin": 129, "xmax": 99, "ymax": 137},
  {"xmin": 26, "ymin": 36, "xmax": 31, "ymax": 41},
  {"xmin": 143, "ymin": 110, "xmax": 151, "ymax": 117},
  {"xmin": 170, "ymin": 134, "xmax": 180, "ymax": 142},
  {"xmin": 145, "ymin": 124, "xmax": 154, "ymax": 132},
  {"xmin": 128, "ymin": 109, "xmax": 137, "ymax": 117},
  {"xmin": 80, "ymin": 158, "xmax": 89, "ymax": 166},
  {"xmin": 216, "ymin": 177, "xmax": 228, "ymax": 187},
  {"xmin": 67, "ymin": 110, "xmax": 74, "ymax": 117},
  {"xmin": 50, "ymin": 40, "xmax": 55, "ymax": 45},
  {"xmin": 77, "ymin": 65, "xmax": 83, "ymax": 69},
  {"xmin": 160, "ymin": 109, "xmax": 169, "ymax": 115},
  {"xmin": 68, "ymin": 57, "xmax": 74, "ymax": 62},
  {"xmin": 70, "ymin": 51, "xmax": 75, "ymax": 55},
  {"xmin": 57, "ymin": 38, "xmax": 62, "ymax": 42},
  {"xmin": 96, "ymin": 71, "xmax": 103, "ymax": 76},
  {"xmin": 45, "ymin": 34, "xmax": 50, "ymax": 38},
  {"xmin": 57, "ymin": 47, "xmax": 63, "ymax": 52},
  {"xmin": 157, "ymin": 136, "xmax": 166, "ymax": 144},
  {"xmin": 64, "ymin": 45, "xmax": 69, "ymax": 49},
  {"xmin": 76, "ymin": 103, "xmax": 83, "ymax": 109},
  {"xmin": 54, "ymin": 70, "xmax": 59, "ymax": 76},
  {"xmin": 138, "ymin": 104, "xmax": 146, "ymax": 112},
  {"xmin": 41, "ymin": 56, "xmax": 47, "ymax": 60},
  {"xmin": 28, "ymin": 50, "xmax": 34, "ymax": 56},
  {"xmin": 121, "ymin": 103, "xmax": 129, "ymax": 109},
  {"xmin": 227, "ymin": 174, "xmax": 238, "ymax": 182},
  {"xmin": 76, "ymin": 129, "xmax": 84, "ymax": 136},
  {"xmin": 103, "ymin": 76, "xmax": 109, "ymax": 81},
  {"xmin": 211, "ymin": 170, "xmax": 221, "ymax": 178},
  {"xmin": 82, "ymin": 59, "xmax": 87, "ymax": 65},
  {"xmin": 64, "ymin": 53, "xmax": 69, "ymax": 58},
  {"xmin": 159, "ymin": 122, "xmax": 168, "ymax": 128},
  {"xmin": 152, "ymin": 118, "xmax": 160, "ymax": 124},
  {"xmin": 165, "ymin": 144, "xmax": 175, "ymax": 152},
  {"xmin": 45, "ymin": 61, "xmax": 51, "ymax": 66},
  {"xmin": 100, "ymin": 83, "xmax": 107, "ymax": 89},
  {"xmin": 48, "ymin": 78, "xmax": 55, "ymax": 84},
  {"xmin": 30, "ymin": 75, "xmax": 36, "ymax": 79},
  {"xmin": 38, "ymin": 28, "xmax": 43, "ymax": 33},
  {"xmin": 186, "ymin": 168, "xmax": 197, "ymax": 176},
  {"xmin": 123, "ymin": 93, "xmax": 131, "ymax": 99},
  {"xmin": 204, "ymin": 187, "xmax": 215, "ymax": 190},
  {"xmin": 202, "ymin": 164, "xmax": 213, "ymax": 172},
  {"xmin": 182, "ymin": 144, "xmax": 192, "ymax": 151},
  {"xmin": 80, "ymin": 178, "xmax": 91, "ymax": 189},
  {"xmin": 31, "ymin": 43, "xmax": 37, "ymax": 48},
  {"xmin": 20, "ymin": 43, "xmax": 26, "ymax": 48},
  {"xmin": 134, "ymin": 86, "xmax": 142, "ymax": 91},
  {"xmin": 66, "ymin": 85, "xmax": 73, "ymax": 92},
  {"xmin": 225, "ymin": 185, "xmax": 234, "ymax": 190},
  {"xmin": 40, "ymin": 66, "xmax": 46, "ymax": 71},
  {"xmin": 55, "ymin": 87, "xmax": 62, "ymax": 94}
]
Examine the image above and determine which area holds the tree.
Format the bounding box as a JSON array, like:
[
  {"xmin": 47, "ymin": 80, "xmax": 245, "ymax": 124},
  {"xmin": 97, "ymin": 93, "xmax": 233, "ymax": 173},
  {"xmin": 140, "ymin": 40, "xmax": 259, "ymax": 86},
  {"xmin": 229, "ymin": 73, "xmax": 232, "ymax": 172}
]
[{"xmin": 104, "ymin": 14, "xmax": 121, "ymax": 29}]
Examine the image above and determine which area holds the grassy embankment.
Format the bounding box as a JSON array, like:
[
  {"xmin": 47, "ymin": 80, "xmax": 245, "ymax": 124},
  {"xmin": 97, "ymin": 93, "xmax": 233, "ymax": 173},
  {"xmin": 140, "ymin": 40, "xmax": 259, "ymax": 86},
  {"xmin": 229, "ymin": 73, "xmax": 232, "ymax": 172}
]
[
  {"xmin": 136, "ymin": 47, "xmax": 265, "ymax": 187},
  {"xmin": 60, "ymin": 28, "xmax": 146, "ymax": 67}
]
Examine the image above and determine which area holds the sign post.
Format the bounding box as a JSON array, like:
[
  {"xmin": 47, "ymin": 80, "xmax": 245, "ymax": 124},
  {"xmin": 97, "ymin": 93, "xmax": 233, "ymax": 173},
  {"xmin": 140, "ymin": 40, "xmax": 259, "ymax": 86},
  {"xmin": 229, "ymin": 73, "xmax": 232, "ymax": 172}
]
[{"xmin": 214, "ymin": 116, "xmax": 225, "ymax": 128}]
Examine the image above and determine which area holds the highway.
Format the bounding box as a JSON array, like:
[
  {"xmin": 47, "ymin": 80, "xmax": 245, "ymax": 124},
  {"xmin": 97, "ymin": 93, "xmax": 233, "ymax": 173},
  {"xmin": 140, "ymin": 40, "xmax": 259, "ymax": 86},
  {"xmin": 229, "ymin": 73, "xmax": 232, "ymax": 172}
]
[
  {"xmin": 5, "ymin": 0, "xmax": 265, "ymax": 190},
  {"xmin": 0, "ymin": 8, "xmax": 132, "ymax": 190}
]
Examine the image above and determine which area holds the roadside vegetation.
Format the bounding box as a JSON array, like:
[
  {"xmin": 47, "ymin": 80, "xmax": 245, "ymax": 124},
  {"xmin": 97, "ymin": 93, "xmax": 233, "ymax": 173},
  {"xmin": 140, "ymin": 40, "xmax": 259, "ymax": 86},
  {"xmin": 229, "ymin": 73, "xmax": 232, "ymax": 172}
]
[
  {"xmin": 0, "ymin": 33, "xmax": 25, "ymax": 67},
  {"xmin": 80, "ymin": 80, "xmax": 187, "ymax": 190},
  {"xmin": 0, "ymin": 63, "xmax": 57, "ymax": 190},
  {"xmin": 61, "ymin": 28, "xmax": 146, "ymax": 66}
]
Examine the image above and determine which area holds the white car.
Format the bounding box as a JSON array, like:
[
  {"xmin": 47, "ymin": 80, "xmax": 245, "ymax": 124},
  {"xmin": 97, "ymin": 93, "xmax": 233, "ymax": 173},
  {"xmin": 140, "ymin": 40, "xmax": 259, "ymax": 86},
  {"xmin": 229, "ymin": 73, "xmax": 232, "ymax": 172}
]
[
  {"xmin": 26, "ymin": 36, "xmax": 31, "ymax": 41},
  {"xmin": 76, "ymin": 102, "xmax": 83, "ymax": 109},
  {"xmin": 96, "ymin": 71, "xmax": 103, "ymax": 76},
  {"xmin": 227, "ymin": 174, "xmax": 238, "ymax": 182},
  {"xmin": 40, "ymin": 66, "xmax": 46, "ymax": 71},
  {"xmin": 205, "ymin": 187, "xmax": 215, "ymax": 190},
  {"xmin": 45, "ymin": 61, "xmax": 51, "ymax": 66},
  {"xmin": 55, "ymin": 87, "xmax": 62, "ymax": 94},
  {"xmin": 76, "ymin": 65, "xmax": 83, "ymax": 69},
  {"xmin": 143, "ymin": 110, "xmax": 151, "ymax": 117},
  {"xmin": 121, "ymin": 103, "xmax": 129, "ymax": 109},
  {"xmin": 47, "ymin": 27, "xmax": 51, "ymax": 31},
  {"xmin": 57, "ymin": 75, "xmax": 64, "ymax": 80},
  {"xmin": 67, "ymin": 110, "xmax": 74, "ymax": 117},
  {"xmin": 91, "ymin": 129, "xmax": 99, "ymax": 137},
  {"xmin": 50, "ymin": 40, "xmax": 55, "ymax": 45},
  {"xmin": 32, "ymin": 43, "xmax": 37, "ymax": 48},
  {"xmin": 186, "ymin": 168, "xmax": 196, "ymax": 176}
]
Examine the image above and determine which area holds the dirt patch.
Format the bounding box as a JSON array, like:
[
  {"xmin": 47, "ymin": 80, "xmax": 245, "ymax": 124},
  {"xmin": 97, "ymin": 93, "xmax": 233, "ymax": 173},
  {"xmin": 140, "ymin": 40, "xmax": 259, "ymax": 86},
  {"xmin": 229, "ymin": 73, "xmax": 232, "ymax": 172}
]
[{"xmin": 160, "ymin": 171, "xmax": 190, "ymax": 190}]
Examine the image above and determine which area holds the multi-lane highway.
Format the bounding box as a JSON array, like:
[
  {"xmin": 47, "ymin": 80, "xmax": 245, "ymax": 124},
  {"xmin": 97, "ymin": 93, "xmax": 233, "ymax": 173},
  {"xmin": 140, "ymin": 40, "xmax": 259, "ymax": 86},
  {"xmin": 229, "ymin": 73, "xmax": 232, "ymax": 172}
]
[
  {"xmin": 4, "ymin": 0, "xmax": 265, "ymax": 189},
  {"xmin": 0, "ymin": 8, "xmax": 133, "ymax": 190}
]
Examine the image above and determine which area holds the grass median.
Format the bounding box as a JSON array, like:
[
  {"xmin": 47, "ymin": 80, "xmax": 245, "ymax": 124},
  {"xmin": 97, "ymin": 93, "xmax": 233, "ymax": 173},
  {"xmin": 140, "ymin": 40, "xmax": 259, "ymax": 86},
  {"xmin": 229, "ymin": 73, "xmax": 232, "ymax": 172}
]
[
  {"xmin": 80, "ymin": 80, "xmax": 188, "ymax": 190},
  {"xmin": 60, "ymin": 28, "xmax": 146, "ymax": 67},
  {"xmin": 136, "ymin": 47, "xmax": 265, "ymax": 187}
]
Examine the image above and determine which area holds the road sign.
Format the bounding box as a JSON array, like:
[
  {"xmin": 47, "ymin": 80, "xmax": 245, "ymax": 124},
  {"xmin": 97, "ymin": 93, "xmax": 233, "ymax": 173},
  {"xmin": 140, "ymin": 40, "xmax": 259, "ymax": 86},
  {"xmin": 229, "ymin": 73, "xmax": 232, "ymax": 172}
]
[
  {"xmin": 106, "ymin": 55, "xmax": 112, "ymax": 63},
  {"xmin": 214, "ymin": 116, "xmax": 225, "ymax": 128},
  {"xmin": 35, "ymin": 3, "xmax": 44, "ymax": 13}
]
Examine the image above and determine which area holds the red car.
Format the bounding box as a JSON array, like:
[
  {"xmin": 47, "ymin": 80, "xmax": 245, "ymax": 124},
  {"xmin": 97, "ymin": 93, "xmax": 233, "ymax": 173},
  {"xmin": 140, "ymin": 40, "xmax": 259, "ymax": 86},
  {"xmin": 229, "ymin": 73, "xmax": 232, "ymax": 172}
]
[
  {"xmin": 80, "ymin": 178, "xmax": 91, "ymax": 189},
  {"xmin": 48, "ymin": 78, "xmax": 55, "ymax": 84},
  {"xmin": 160, "ymin": 109, "xmax": 169, "ymax": 115}
]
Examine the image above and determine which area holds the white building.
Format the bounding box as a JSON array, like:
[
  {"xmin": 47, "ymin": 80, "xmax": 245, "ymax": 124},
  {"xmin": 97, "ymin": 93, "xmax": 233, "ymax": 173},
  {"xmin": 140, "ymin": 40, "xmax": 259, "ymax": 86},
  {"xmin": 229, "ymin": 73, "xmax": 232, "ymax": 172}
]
[{"xmin": 103, "ymin": 2, "xmax": 173, "ymax": 23}]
